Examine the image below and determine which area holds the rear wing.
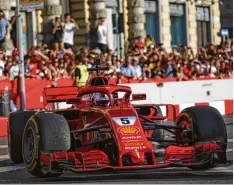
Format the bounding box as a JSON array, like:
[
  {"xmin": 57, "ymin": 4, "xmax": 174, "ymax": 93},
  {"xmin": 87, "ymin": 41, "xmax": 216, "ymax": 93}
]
[{"xmin": 43, "ymin": 86, "xmax": 79, "ymax": 105}]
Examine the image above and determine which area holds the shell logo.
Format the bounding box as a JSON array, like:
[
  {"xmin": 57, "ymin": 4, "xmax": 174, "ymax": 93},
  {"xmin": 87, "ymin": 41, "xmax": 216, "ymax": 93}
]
[{"xmin": 117, "ymin": 126, "xmax": 140, "ymax": 134}]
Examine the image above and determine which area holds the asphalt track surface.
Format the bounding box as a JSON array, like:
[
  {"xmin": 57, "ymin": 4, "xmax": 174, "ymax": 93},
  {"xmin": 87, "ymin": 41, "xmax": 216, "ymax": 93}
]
[{"xmin": 0, "ymin": 115, "xmax": 233, "ymax": 184}]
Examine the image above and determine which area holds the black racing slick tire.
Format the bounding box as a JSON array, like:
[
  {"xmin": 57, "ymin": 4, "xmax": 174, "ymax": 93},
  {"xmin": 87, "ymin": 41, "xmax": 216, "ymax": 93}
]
[
  {"xmin": 22, "ymin": 112, "xmax": 71, "ymax": 177},
  {"xmin": 8, "ymin": 111, "xmax": 37, "ymax": 163},
  {"xmin": 176, "ymin": 106, "xmax": 227, "ymax": 170}
]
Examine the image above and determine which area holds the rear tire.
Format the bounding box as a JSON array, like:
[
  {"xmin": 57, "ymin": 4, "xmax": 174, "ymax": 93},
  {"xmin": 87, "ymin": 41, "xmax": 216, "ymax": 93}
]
[
  {"xmin": 22, "ymin": 112, "xmax": 71, "ymax": 177},
  {"xmin": 8, "ymin": 111, "xmax": 37, "ymax": 163},
  {"xmin": 176, "ymin": 106, "xmax": 227, "ymax": 170}
]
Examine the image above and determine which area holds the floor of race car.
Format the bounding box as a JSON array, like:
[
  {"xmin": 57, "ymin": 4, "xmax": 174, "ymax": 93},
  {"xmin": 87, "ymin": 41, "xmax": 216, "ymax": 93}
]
[{"xmin": 0, "ymin": 116, "xmax": 233, "ymax": 184}]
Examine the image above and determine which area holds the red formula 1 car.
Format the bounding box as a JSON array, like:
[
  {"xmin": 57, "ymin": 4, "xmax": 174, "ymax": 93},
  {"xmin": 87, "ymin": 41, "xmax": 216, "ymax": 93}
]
[{"xmin": 7, "ymin": 66, "xmax": 227, "ymax": 177}]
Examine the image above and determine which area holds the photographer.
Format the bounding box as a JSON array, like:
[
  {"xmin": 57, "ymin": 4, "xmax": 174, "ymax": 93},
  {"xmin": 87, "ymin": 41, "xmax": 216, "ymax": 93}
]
[{"xmin": 52, "ymin": 17, "xmax": 65, "ymax": 52}]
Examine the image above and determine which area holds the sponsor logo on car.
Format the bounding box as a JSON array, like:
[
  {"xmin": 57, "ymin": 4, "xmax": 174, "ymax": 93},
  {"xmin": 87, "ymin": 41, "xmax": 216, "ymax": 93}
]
[
  {"xmin": 125, "ymin": 146, "xmax": 146, "ymax": 150},
  {"xmin": 125, "ymin": 142, "xmax": 144, "ymax": 147},
  {"xmin": 122, "ymin": 136, "xmax": 142, "ymax": 140},
  {"xmin": 117, "ymin": 126, "xmax": 140, "ymax": 134},
  {"xmin": 112, "ymin": 117, "xmax": 136, "ymax": 126}
]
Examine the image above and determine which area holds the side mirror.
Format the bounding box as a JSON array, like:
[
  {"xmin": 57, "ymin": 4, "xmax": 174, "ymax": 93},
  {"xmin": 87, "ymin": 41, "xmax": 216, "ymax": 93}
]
[{"xmin": 131, "ymin": 93, "xmax": 146, "ymax": 101}]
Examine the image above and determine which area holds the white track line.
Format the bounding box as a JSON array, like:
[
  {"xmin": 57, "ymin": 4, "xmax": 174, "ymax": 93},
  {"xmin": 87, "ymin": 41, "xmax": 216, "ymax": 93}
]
[
  {"xmin": 0, "ymin": 155, "xmax": 9, "ymax": 162},
  {"xmin": 198, "ymin": 170, "xmax": 233, "ymax": 173},
  {"xmin": 0, "ymin": 145, "xmax": 7, "ymax": 149},
  {"xmin": 212, "ymin": 166, "xmax": 233, "ymax": 170},
  {"xmin": 0, "ymin": 155, "xmax": 26, "ymax": 173},
  {"xmin": 0, "ymin": 164, "xmax": 25, "ymax": 173},
  {"xmin": 203, "ymin": 166, "xmax": 233, "ymax": 173}
]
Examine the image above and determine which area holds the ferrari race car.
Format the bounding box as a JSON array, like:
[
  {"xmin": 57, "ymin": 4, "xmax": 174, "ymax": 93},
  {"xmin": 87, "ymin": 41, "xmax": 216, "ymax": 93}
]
[{"xmin": 7, "ymin": 66, "xmax": 227, "ymax": 177}]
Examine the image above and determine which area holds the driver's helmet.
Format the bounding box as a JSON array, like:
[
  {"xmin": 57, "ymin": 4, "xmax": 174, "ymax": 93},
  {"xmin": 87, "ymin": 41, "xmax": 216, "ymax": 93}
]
[{"xmin": 92, "ymin": 92, "xmax": 109, "ymax": 107}]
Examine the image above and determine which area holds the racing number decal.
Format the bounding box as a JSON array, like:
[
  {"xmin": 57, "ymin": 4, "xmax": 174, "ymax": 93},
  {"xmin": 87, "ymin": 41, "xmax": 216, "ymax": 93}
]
[
  {"xmin": 120, "ymin": 118, "xmax": 130, "ymax": 125},
  {"xmin": 112, "ymin": 117, "xmax": 136, "ymax": 126}
]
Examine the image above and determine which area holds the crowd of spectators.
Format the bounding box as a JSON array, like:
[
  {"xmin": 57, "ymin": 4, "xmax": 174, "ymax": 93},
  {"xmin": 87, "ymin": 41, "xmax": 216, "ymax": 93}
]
[
  {"xmin": 0, "ymin": 36, "xmax": 232, "ymax": 84},
  {"xmin": 0, "ymin": 11, "xmax": 232, "ymax": 84}
]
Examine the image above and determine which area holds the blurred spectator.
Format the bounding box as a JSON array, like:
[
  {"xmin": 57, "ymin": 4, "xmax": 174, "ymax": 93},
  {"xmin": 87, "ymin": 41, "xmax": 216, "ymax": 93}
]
[
  {"xmin": 145, "ymin": 35, "xmax": 155, "ymax": 49},
  {"xmin": 10, "ymin": 12, "xmax": 17, "ymax": 48},
  {"xmin": 24, "ymin": 55, "xmax": 31, "ymax": 78},
  {"xmin": 0, "ymin": 10, "xmax": 10, "ymax": 49},
  {"xmin": 97, "ymin": 17, "xmax": 108, "ymax": 54},
  {"xmin": 52, "ymin": 17, "xmax": 65, "ymax": 51},
  {"xmin": 142, "ymin": 63, "xmax": 151, "ymax": 79},
  {"xmin": 166, "ymin": 59, "xmax": 175, "ymax": 78},
  {"xmin": 223, "ymin": 39, "xmax": 232, "ymax": 53},
  {"xmin": 63, "ymin": 13, "xmax": 79, "ymax": 50},
  {"xmin": 152, "ymin": 62, "xmax": 163, "ymax": 79},
  {"xmin": 132, "ymin": 58, "xmax": 142, "ymax": 79},
  {"xmin": 9, "ymin": 59, "xmax": 19, "ymax": 80},
  {"xmin": 0, "ymin": 49, "xmax": 5, "ymax": 77},
  {"xmin": 74, "ymin": 55, "xmax": 89, "ymax": 87},
  {"xmin": 209, "ymin": 58, "xmax": 217, "ymax": 77},
  {"xmin": 135, "ymin": 36, "xmax": 145, "ymax": 49},
  {"xmin": 120, "ymin": 56, "xmax": 135, "ymax": 78}
]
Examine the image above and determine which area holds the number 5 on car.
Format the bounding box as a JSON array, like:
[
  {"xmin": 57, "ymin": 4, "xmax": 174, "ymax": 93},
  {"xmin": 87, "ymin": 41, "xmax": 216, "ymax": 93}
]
[{"xmin": 112, "ymin": 117, "xmax": 137, "ymax": 126}]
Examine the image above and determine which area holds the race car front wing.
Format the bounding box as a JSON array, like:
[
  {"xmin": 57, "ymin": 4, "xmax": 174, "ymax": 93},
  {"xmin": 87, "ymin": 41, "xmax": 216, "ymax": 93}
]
[{"xmin": 40, "ymin": 142, "xmax": 222, "ymax": 173}]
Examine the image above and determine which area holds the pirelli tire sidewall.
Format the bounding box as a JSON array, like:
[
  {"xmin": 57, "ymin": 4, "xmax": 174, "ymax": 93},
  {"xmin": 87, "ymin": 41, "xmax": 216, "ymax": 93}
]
[
  {"xmin": 22, "ymin": 115, "xmax": 41, "ymax": 173},
  {"xmin": 176, "ymin": 111, "xmax": 196, "ymax": 144},
  {"xmin": 22, "ymin": 112, "xmax": 71, "ymax": 177},
  {"xmin": 7, "ymin": 120, "xmax": 11, "ymax": 154},
  {"xmin": 8, "ymin": 111, "xmax": 37, "ymax": 163},
  {"xmin": 176, "ymin": 106, "xmax": 227, "ymax": 146}
]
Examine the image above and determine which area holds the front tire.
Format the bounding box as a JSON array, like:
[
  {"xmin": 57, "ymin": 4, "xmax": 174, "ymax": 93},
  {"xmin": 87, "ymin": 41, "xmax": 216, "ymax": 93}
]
[
  {"xmin": 22, "ymin": 112, "xmax": 71, "ymax": 177},
  {"xmin": 176, "ymin": 106, "xmax": 227, "ymax": 170},
  {"xmin": 8, "ymin": 111, "xmax": 37, "ymax": 163}
]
